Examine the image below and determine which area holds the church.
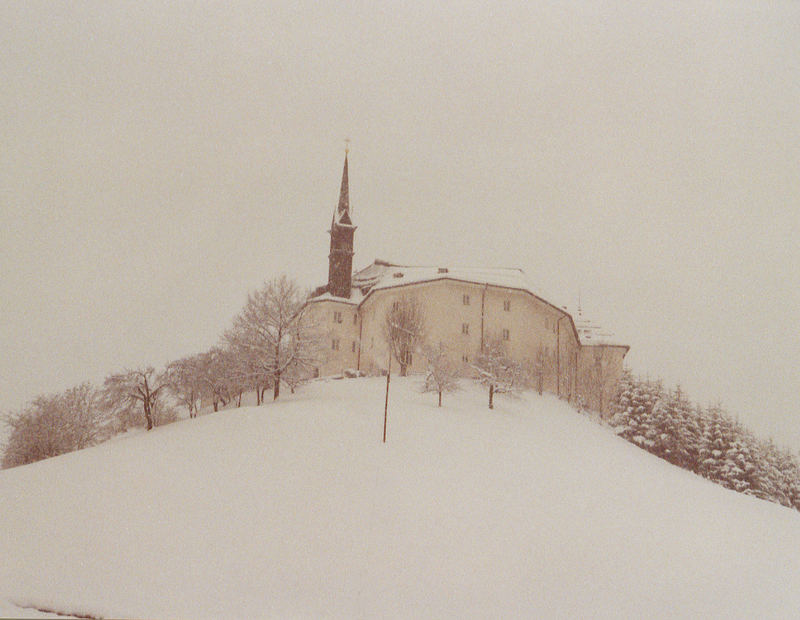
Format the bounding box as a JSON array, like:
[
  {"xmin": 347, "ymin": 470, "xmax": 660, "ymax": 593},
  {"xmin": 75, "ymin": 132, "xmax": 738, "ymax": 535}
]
[{"xmin": 304, "ymin": 154, "xmax": 629, "ymax": 411}]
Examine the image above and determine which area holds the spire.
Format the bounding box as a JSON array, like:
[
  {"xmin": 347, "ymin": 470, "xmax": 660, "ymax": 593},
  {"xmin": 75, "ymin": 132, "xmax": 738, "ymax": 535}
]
[
  {"xmin": 327, "ymin": 150, "xmax": 356, "ymax": 298},
  {"xmin": 336, "ymin": 151, "xmax": 350, "ymax": 223}
]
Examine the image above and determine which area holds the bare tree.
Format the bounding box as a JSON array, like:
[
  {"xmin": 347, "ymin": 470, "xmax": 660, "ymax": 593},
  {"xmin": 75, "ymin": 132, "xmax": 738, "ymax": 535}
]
[
  {"xmin": 423, "ymin": 342, "xmax": 460, "ymax": 407},
  {"xmin": 526, "ymin": 347, "xmax": 557, "ymax": 396},
  {"xmin": 225, "ymin": 275, "xmax": 323, "ymax": 401},
  {"xmin": 163, "ymin": 354, "xmax": 204, "ymax": 418},
  {"xmin": 2, "ymin": 383, "xmax": 107, "ymax": 468},
  {"xmin": 102, "ymin": 367, "xmax": 172, "ymax": 431},
  {"xmin": 383, "ymin": 296, "xmax": 425, "ymax": 377},
  {"xmin": 378, "ymin": 296, "xmax": 425, "ymax": 443},
  {"xmin": 282, "ymin": 359, "xmax": 307, "ymax": 395},
  {"xmin": 472, "ymin": 339, "xmax": 523, "ymax": 410},
  {"xmin": 195, "ymin": 346, "xmax": 237, "ymax": 411}
]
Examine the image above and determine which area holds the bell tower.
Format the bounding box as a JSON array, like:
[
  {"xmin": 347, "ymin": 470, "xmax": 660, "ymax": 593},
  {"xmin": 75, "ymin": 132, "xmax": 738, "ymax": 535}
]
[{"xmin": 327, "ymin": 150, "xmax": 356, "ymax": 298}]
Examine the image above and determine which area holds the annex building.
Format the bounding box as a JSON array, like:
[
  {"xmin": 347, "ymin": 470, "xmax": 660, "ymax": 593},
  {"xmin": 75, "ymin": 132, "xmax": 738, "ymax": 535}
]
[{"xmin": 305, "ymin": 154, "xmax": 628, "ymax": 411}]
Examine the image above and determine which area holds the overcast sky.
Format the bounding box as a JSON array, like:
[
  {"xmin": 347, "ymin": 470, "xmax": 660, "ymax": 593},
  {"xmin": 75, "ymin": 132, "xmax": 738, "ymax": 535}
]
[{"xmin": 2, "ymin": 1, "xmax": 798, "ymax": 447}]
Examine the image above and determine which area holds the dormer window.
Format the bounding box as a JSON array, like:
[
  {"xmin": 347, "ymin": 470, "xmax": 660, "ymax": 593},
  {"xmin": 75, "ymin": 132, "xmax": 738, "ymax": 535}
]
[
  {"xmin": 333, "ymin": 311, "xmax": 342, "ymax": 323},
  {"xmin": 393, "ymin": 272, "xmax": 404, "ymax": 278},
  {"xmin": 463, "ymin": 294, "xmax": 470, "ymax": 305},
  {"xmin": 503, "ymin": 300, "xmax": 511, "ymax": 311}
]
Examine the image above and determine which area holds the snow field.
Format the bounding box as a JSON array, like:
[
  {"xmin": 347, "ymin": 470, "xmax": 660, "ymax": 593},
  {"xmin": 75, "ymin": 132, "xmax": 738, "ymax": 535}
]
[{"xmin": 1, "ymin": 377, "xmax": 799, "ymax": 619}]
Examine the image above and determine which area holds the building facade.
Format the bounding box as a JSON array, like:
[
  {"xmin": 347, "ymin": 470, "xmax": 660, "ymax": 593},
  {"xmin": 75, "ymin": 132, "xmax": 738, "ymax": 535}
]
[{"xmin": 305, "ymin": 155, "xmax": 628, "ymax": 409}]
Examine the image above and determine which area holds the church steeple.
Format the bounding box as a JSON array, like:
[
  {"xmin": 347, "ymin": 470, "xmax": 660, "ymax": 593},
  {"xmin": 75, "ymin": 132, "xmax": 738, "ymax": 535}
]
[
  {"xmin": 327, "ymin": 151, "xmax": 356, "ymax": 298},
  {"xmin": 336, "ymin": 152, "xmax": 351, "ymax": 224}
]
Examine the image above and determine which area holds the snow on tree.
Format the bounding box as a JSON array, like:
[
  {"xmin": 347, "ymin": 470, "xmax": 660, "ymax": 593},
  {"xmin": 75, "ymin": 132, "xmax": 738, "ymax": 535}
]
[
  {"xmin": 194, "ymin": 346, "xmax": 237, "ymax": 411},
  {"xmin": 383, "ymin": 295, "xmax": 425, "ymax": 377},
  {"xmin": 423, "ymin": 342, "xmax": 460, "ymax": 407},
  {"xmin": 225, "ymin": 276, "xmax": 323, "ymax": 401},
  {"xmin": 163, "ymin": 354, "xmax": 206, "ymax": 418},
  {"xmin": 2, "ymin": 383, "xmax": 107, "ymax": 468},
  {"xmin": 610, "ymin": 371, "xmax": 663, "ymax": 449},
  {"xmin": 102, "ymin": 367, "xmax": 175, "ymax": 431},
  {"xmin": 472, "ymin": 338, "xmax": 523, "ymax": 410},
  {"xmin": 608, "ymin": 372, "xmax": 800, "ymax": 512}
]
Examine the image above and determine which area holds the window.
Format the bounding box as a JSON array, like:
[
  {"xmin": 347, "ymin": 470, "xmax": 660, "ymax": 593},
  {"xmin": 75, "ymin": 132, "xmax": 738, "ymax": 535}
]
[
  {"xmin": 503, "ymin": 300, "xmax": 511, "ymax": 312},
  {"xmin": 333, "ymin": 311, "xmax": 342, "ymax": 323},
  {"xmin": 332, "ymin": 339, "xmax": 340, "ymax": 351},
  {"xmin": 462, "ymin": 323, "xmax": 470, "ymax": 335},
  {"xmin": 392, "ymin": 301, "xmax": 400, "ymax": 311},
  {"xmin": 462, "ymin": 354, "xmax": 469, "ymax": 363},
  {"xmin": 545, "ymin": 317, "xmax": 550, "ymax": 330},
  {"xmin": 351, "ymin": 341, "xmax": 357, "ymax": 353},
  {"xmin": 502, "ymin": 329, "xmax": 510, "ymax": 341},
  {"xmin": 353, "ymin": 313, "xmax": 358, "ymax": 325},
  {"xmin": 462, "ymin": 294, "xmax": 470, "ymax": 305}
]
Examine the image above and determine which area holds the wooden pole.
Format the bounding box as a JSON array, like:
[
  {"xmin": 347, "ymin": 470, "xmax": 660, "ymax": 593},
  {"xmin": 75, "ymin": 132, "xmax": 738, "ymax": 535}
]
[{"xmin": 383, "ymin": 350, "xmax": 391, "ymax": 443}]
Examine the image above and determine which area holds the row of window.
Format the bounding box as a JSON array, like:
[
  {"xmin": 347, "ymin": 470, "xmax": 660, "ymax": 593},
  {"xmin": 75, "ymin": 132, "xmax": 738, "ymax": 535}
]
[
  {"xmin": 461, "ymin": 323, "xmax": 510, "ymax": 340},
  {"xmin": 462, "ymin": 294, "xmax": 511, "ymax": 312},
  {"xmin": 331, "ymin": 339, "xmax": 358, "ymax": 352},
  {"xmin": 333, "ymin": 296, "xmax": 516, "ymax": 327},
  {"xmin": 331, "ymin": 303, "xmax": 557, "ymax": 344},
  {"xmin": 332, "ymin": 311, "xmax": 358, "ymax": 325}
]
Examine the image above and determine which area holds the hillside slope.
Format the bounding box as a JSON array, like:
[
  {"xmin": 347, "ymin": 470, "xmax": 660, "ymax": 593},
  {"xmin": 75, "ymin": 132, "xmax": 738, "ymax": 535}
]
[{"xmin": 2, "ymin": 377, "xmax": 799, "ymax": 619}]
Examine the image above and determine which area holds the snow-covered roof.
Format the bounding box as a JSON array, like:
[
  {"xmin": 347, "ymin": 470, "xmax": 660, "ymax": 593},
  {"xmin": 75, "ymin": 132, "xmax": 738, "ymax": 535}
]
[
  {"xmin": 352, "ymin": 259, "xmax": 559, "ymax": 303},
  {"xmin": 571, "ymin": 309, "xmax": 627, "ymax": 348},
  {"xmin": 305, "ymin": 290, "xmax": 362, "ymax": 306}
]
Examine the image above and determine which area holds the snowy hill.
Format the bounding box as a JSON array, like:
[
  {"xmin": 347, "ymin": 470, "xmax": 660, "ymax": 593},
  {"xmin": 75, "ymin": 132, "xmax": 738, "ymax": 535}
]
[{"xmin": 2, "ymin": 377, "xmax": 799, "ymax": 619}]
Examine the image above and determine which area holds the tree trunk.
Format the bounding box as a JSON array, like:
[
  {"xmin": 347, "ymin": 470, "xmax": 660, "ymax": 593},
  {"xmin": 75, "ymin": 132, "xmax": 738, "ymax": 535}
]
[
  {"xmin": 213, "ymin": 399, "xmax": 219, "ymax": 412},
  {"xmin": 489, "ymin": 383, "xmax": 494, "ymax": 410},
  {"xmin": 273, "ymin": 371, "xmax": 281, "ymax": 400},
  {"xmin": 438, "ymin": 390, "xmax": 442, "ymax": 407},
  {"xmin": 400, "ymin": 363, "xmax": 407, "ymax": 377},
  {"xmin": 237, "ymin": 392, "xmax": 242, "ymax": 407},
  {"xmin": 143, "ymin": 401, "xmax": 154, "ymax": 430}
]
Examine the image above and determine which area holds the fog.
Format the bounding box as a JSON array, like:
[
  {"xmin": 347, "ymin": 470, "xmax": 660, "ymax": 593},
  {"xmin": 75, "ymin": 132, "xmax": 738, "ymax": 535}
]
[{"xmin": 2, "ymin": 2, "xmax": 798, "ymax": 446}]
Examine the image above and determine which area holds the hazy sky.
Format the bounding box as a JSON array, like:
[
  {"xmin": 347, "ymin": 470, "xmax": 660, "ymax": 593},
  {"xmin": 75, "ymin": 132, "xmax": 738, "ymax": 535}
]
[{"xmin": 2, "ymin": 2, "xmax": 799, "ymax": 446}]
